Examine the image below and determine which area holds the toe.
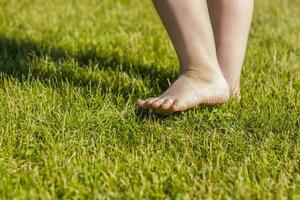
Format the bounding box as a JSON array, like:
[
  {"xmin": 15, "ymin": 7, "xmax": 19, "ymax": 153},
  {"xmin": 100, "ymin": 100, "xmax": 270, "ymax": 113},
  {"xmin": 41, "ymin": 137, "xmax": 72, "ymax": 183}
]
[
  {"xmin": 145, "ymin": 97, "xmax": 159, "ymax": 108},
  {"xmin": 151, "ymin": 98, "xmax": 166, "ymax": 109},
  {"xmin": 171, "ymin": 100, "xmax": 188, "ymax": 112},
  {"xmin": 137, "ymin": 99, "xmax": 149, "ymax": 109},
  {"xmin": 161, "ymin": 99, "xmax": 174, "ymax": 110}
]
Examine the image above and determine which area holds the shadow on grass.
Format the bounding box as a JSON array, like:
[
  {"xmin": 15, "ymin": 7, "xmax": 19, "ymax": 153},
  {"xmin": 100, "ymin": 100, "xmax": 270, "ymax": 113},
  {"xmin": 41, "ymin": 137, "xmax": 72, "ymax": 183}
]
[
  {"xmin": 0, "ymin": 35, "xmax": 176, "ymax": 98},
  {"xmin": 0, "ymin": 35, "xmax": 224, "ymax": 120}
]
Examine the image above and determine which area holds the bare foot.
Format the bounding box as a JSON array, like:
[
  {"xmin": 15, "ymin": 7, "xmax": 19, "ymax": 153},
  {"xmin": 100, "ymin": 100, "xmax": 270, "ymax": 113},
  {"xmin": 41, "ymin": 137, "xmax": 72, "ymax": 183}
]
[
  {"xmin": 137, "ymin": 68, "xmax": 230, "ymax": 115},
  {"xmin": 231, "ymin": 85, "xmax": 241, "ymax": 101},
  {"xmin": 227, "ymin": 80, "xmax": 241, "ymax": 101}
]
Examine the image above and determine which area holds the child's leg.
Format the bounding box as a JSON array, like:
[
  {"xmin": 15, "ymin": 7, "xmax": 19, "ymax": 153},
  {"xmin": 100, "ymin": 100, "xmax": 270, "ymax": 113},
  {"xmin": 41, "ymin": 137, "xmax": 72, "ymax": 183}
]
[
  {"xmin": 137, "ymin": 0, "xmax": 229, "ymax": 114},
  {"xmin": 207, "ymin": 0, "xmax": 254, "ymax": 98}
]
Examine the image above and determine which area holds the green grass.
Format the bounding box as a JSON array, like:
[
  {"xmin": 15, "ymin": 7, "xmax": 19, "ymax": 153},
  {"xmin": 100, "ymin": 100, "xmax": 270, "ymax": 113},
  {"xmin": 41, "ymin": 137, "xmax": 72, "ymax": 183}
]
[{"xmin": 0, "ymin": 0, "xmax": 299, "ymax": 199}]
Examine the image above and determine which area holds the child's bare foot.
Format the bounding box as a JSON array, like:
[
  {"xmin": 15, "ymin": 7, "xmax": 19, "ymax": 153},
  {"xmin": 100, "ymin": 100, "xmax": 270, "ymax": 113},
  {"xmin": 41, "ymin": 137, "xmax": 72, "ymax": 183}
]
[
  {"xmin": 137, "ymin": 66, "xmax": 230, "ymax": 115},
  {"xmin": 141, "ymin": 0, "xmax": 253, "ymax": 114}
]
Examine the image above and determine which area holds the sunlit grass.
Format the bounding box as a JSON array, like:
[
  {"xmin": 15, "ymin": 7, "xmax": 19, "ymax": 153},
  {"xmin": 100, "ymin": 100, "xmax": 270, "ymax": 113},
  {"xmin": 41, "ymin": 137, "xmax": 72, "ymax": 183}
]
[{"xmin": 0, "ymin": 0, "xmax": 299, "ymax": 199}]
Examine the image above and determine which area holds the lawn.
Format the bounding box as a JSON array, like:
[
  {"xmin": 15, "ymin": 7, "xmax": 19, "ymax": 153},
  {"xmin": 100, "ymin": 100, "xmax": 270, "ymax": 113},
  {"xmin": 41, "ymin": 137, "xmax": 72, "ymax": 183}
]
[{"xmin": 0, "ymin": 0, "xmax": 299, "ymax": 199}]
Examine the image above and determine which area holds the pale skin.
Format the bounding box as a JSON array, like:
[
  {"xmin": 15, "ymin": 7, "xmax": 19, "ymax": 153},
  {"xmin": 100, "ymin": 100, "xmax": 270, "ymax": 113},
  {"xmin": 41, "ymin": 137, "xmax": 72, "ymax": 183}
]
[{"xmin": 137, "ymin": 0, "xmax": 254, "ymax": 114}]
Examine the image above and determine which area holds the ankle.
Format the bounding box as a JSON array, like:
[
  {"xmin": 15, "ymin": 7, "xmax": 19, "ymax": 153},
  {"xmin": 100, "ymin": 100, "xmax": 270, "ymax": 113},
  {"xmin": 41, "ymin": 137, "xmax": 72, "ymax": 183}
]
[{"xmin": 180, "ymin": 63, "xmax": 224, "ymax": 82}]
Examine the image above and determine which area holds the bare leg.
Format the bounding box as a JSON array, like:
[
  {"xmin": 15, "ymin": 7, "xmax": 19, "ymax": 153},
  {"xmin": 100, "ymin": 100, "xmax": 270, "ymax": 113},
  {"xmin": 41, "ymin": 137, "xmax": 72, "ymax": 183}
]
[
  {"xmin": 137, "ymin": 0, "xmax": 229, "ymax": 114},
  {"xmin": 207, "ymin": 0, "xmax": 254, "ymax": 98}
]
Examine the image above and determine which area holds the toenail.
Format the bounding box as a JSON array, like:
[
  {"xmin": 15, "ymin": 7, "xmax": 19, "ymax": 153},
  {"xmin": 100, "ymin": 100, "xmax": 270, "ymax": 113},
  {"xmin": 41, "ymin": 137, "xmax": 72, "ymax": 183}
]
[
  {"xmin": 146, "ymin": 100, "xmax": 153, "ymax": 105},
  {"xmin": 152, "ymin": 102, "xmax": 160, "ymax": 108},
  {"xmin": 162, "ymin": 100, "xmax": 173, "ymax": 109}
]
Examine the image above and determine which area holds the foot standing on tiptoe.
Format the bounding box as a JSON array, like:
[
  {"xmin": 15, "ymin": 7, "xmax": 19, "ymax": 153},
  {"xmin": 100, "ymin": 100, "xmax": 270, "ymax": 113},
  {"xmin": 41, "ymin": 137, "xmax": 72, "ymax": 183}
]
[{"xmin": 137, "ymin": 0, "xmax": 254, "ymax": 114}]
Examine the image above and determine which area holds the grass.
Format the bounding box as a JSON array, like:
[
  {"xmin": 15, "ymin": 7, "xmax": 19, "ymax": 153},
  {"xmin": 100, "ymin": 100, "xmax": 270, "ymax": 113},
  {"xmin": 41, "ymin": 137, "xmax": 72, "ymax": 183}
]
[{"xmin": 0, "ymin": 0, "xmax": 299, "ymax": 199}]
